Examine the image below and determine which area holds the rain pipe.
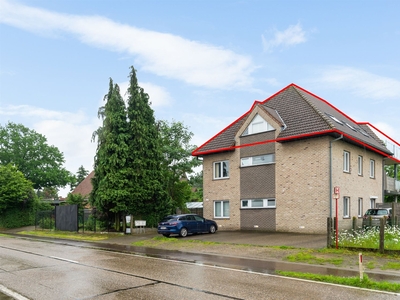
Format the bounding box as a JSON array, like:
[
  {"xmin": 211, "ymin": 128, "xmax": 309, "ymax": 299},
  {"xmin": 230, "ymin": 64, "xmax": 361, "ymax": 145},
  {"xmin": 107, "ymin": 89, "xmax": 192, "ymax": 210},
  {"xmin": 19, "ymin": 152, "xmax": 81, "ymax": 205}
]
[{"xmin": 329, "ymin": 134, "xmax": 343, "ymax": 218}]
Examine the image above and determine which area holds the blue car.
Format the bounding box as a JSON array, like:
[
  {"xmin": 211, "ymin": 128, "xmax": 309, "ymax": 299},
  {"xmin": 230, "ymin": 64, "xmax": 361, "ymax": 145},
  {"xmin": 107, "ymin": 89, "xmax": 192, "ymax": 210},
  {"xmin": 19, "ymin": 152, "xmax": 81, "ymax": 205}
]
[{"xmin": 157, "ymin": 214, "xmax": 218, "ymax": 237}]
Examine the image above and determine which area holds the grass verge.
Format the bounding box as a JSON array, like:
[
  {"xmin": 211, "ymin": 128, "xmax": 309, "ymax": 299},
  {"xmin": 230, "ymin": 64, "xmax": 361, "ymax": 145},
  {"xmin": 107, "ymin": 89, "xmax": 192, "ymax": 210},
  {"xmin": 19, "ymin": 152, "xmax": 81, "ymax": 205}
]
[
  {"xmin": 16, "ymin": 230, "xmax": 114, "ymax": 241},
  {"xmin": 277, "ymin": 271, "xmax": 400, "ymax": 293}
]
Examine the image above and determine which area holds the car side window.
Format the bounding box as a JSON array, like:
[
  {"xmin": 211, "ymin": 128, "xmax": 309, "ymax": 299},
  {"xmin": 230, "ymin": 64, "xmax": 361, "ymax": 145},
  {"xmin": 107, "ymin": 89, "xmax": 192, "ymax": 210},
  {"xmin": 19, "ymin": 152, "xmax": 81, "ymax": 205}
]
[
  {"xmin": 187, "ymin": 215, "xmax": 195, "ymax": 221},
  {"xmin": 194, "ymin": 215, "xmax": 204, "ymax": 222}
]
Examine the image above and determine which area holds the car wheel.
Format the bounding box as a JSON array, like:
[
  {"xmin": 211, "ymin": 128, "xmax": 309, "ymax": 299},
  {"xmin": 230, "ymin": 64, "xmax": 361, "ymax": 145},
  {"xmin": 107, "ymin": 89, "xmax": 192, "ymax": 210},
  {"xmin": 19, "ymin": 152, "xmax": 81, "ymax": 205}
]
[
  {"xmin": 209, "ymin": 225, "xmax": 216, "ymax": 234},
  {"xmin": 162, "ymin": 234, "xmax": 170, "ymax": 237},
  {"xmin": 179, "ymin": 227, "xmax": 188, "ymax": 237}
]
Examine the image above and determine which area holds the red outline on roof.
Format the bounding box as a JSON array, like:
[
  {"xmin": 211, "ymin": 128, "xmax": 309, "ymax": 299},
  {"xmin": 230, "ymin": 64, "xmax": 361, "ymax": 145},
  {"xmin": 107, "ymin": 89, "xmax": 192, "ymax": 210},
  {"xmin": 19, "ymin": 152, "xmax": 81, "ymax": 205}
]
[
  {"xmin": 358, "ymin": 122, "xmax": 400, "ymax": 147},
  {"xmin": 192, "ymin": 83, "xmax": 399, "ymax": 163}
]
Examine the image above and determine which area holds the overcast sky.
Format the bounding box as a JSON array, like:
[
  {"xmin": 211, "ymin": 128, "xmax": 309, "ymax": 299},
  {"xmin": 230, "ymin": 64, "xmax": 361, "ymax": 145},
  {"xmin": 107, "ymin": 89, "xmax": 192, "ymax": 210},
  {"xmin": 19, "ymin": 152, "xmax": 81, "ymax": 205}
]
[{"xmin": 1, "ymin": 0, "xmax": 399, "ymax": 197}]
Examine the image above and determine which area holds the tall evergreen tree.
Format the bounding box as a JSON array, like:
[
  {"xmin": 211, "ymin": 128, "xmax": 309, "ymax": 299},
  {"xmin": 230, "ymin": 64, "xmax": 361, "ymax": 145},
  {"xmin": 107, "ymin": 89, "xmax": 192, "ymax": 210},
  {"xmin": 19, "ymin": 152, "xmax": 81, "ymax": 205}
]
[
  {"xmin": 90, "ymin": 79, "xmax": 130, "ymax": 229},
  {"xmin": 125, "ymin": 67, "xmax": 172, "ymax": 224}
]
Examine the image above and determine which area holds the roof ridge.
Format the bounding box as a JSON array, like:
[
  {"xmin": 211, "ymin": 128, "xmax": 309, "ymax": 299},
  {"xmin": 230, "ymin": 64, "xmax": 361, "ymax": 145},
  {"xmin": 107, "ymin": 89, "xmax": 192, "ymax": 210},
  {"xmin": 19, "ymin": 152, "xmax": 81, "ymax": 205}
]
[{"xmin": 291, "ymin": 86, "xmax": 335, "ymax": 130}]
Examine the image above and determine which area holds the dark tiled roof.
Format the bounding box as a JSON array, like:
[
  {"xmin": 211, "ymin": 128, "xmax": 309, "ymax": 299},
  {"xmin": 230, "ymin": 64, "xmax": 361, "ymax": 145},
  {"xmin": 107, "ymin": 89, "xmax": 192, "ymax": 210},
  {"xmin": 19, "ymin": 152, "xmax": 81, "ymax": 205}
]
[
  {"xmin": 192, "ymin": 84, "xmax": 392, "ymax": 156},
  {"xmin": 71, "ymin": 171, "xmax": 94, "ymax": 197}
]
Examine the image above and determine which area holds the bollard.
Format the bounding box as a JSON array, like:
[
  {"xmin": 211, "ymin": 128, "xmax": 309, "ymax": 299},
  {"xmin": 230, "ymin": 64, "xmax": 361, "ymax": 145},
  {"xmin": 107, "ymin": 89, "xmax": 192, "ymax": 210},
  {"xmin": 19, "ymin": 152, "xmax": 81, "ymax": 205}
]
[{"xmin": 359, "ymin": 253, "xmax": 363, "ymax": 280}]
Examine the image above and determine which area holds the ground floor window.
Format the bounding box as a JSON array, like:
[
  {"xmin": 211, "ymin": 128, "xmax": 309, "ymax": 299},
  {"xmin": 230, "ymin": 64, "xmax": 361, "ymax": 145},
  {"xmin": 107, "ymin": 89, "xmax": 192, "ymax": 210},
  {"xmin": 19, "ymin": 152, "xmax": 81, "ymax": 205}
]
[
  {"xmin": 358, "ymin": 198, "xmax": 363, "ymax": 217},
  {"xmin": 370, "ymin": 198, "xmax": 376, "ymax": 208},
  {"xmin": 241, "ymin": 199, "xmax": 276, "ymax": 208},
  {"xmin": 214, "ymin": 200, "xmax": 229, "ymax": 218},
  {"xmin": 343, "ymin": 196, "xmax": 350, "ymax": 218}
]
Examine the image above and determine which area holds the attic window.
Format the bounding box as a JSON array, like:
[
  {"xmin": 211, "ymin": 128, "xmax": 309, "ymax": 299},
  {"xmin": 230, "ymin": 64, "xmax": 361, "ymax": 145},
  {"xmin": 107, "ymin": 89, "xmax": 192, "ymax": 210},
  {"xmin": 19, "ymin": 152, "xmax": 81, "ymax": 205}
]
[
  {"xmin": 358, "ymin": 129, "xmax": 370, "ymax": 137},
  {"xmin": 325, "ymin": 113, "xmax": 344, "ymax": 125},
  {"xmin": 242, "ymin": 114, "xmax": 274, "ymax": 136},
  {"xmin": 345, "ymin": 122, "xmax": 357, "ymax": 131}
]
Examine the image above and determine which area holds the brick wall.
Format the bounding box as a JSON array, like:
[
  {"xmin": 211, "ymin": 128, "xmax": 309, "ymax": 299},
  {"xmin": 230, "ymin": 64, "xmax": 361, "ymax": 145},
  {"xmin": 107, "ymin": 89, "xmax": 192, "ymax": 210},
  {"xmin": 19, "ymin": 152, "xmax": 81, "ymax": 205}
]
[
  {"xmin": 331, "ymin": 139, "xmax": 383, "ymax": 230},
  {"xmin": 241, "ymin": 209, "xmax": 276, "ymax": 230},
  {"xmin": 275, "ymin": 136, "xmax": 331, "ymax": 233},
  {"xmin": 203, "ymin": 151, "xmax": 241, "ymax": 230}
]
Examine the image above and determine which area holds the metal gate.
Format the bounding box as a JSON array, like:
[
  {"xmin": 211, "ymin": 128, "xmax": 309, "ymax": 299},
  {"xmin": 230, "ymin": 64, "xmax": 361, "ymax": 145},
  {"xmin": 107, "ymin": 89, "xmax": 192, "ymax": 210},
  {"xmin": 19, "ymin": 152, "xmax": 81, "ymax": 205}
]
[{"xmin": 55, "ymin": 205, "xmax": 78, "ymax": 231}]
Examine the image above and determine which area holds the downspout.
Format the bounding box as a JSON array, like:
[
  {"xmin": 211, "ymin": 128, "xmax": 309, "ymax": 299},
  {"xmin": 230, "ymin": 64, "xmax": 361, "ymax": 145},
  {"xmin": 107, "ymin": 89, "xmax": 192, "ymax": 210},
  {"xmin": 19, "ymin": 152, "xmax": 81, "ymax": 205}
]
[{"xmin": 329, "ymin": 134, "xmax": 343, "ymax": 218}]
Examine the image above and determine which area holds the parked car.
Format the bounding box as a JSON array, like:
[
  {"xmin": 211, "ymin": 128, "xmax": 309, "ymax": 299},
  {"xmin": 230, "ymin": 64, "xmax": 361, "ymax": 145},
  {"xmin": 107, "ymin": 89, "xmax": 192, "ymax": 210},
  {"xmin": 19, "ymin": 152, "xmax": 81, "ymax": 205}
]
[
  {"xmin": 362, "ymin": 208, "xmax": 392, "ymax": 227},
  {"xmin": 157, "ymin": 214, "xmax": 218, "ymax": 237}
]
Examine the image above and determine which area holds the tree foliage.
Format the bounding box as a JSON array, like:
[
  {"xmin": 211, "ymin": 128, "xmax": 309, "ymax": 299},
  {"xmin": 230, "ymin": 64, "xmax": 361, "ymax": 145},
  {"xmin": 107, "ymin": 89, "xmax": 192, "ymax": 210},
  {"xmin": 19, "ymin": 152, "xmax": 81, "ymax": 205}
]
[
  {"xmin": 0, "ymin": 122, "xmax": 71, "ymax": 190},
  {"xmin": 0, "ymin": 164, "xmax": 35, "ymax": 213},
  {"xmin": 90, "ymin": 78, "xmax": 130, "ymax": 219},
  {"xmin": 188, "ymin": 171, "xmax": 203, "ymax": 202},
  {"xmin": 70, "ymin": 165, "xmax": 90, "ymax": 191},
  {"xmin": 125, "ymin": 67, "xmax": 172, "ymax": 221},
  {"xmin": 158, "ymin": 120, "xmax": 202, "ymax": 209}
]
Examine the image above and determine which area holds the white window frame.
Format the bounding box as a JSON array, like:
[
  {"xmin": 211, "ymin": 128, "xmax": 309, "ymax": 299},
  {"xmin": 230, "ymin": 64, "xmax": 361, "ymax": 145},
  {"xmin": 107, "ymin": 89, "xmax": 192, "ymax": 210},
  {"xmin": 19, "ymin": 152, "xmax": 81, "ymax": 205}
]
[
  {"xmin": 213, "ymin": 160, "xmax": 229, "ymax": 179},
  {"xmin": 370, "ymin": 198, "xmax": 376, "ymax": 209},
  {"xmin": 343, "ymin": 196, "xmax": 350, "ymax": 218},
  {"xmin": 241, "ymin": 154, "xmax": 275, "ymax": 167},
  {"xmin": 357, "ymin": 155, "xmax": 363, "ymax": 176},
  {"xmin": 343, "ymin": 151, "xmax": 350, "ymax": 172},
  {"xmin": 369, "ymin": 159, "xmax": 375, "ymax": 178},
  {"xmin": 357, "ymin": 198, "xmax": 363, "ymax": 217},
  {"xmin": 242, "ymin": 114, "xmax": 274, "ymax": 136},
  {"xmin": 214, "ymin": 200, "xmax": 230, "ymax": 218},
  {"xmin": 241, "ymin": 199, "xmax": 276, "ymax": 209}
]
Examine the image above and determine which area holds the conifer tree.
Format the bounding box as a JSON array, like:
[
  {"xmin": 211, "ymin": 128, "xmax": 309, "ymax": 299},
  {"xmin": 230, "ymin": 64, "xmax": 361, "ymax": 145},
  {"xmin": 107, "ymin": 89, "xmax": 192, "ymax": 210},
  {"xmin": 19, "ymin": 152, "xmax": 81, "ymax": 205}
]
[
  {"xmin": 90, "ymin": 79, "xmax": 130, "ymax": 229},
  {"xmin": 125, "ymin": 67, "xmax": 172, "ymax": 224}
]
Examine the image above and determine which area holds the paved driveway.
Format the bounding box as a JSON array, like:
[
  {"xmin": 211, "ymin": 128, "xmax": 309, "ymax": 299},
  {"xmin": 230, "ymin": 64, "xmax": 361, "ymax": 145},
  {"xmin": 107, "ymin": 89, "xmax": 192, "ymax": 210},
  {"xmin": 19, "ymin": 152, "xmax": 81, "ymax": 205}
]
[{"xmin": 181, "ymin": 230, "xmax": 327, "ymax": 249}]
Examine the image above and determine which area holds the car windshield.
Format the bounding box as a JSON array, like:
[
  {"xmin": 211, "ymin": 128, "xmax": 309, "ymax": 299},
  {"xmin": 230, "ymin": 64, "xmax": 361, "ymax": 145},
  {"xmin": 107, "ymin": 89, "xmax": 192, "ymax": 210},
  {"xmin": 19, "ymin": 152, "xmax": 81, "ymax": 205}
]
[{"xmin": 365, "ymin": 209, "xmax": 388, "ymax": 216}]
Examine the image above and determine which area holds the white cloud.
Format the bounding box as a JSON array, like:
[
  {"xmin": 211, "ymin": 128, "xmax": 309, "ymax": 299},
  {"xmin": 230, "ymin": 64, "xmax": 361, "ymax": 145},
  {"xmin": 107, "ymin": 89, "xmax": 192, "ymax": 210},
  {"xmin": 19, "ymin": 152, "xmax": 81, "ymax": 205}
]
[
  {"xmin": 317, "ymin": 66, "xmax": 400, "ymax": 100},
  {"xmin": 0, "ymin": 0, "xmax": 255, "ymax": 90},
  {"xmin": 262, "ymin": 23, "xmax": 306, "ymax": 52}
]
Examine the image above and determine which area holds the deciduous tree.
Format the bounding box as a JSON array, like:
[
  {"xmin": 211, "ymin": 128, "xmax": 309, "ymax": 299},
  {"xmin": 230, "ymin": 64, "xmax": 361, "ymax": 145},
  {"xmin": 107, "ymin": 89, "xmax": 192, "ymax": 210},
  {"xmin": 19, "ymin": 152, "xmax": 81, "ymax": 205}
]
[
  {"xmin": 0, "ymin": 122, "xmax": 71, "ymax": 190},
  {"xmin": 158, "ymin": 120, "xmax": 201, "ymax": 209},
  {"xmin": 0, "ymin": 164, "xmax": 34, "ymax": 213}
]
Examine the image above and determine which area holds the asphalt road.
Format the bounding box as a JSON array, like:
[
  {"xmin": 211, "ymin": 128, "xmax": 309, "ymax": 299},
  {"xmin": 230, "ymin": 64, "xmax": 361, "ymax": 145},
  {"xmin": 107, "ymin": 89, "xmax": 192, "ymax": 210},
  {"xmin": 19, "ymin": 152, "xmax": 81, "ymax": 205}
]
[{"xmin": 1, "ymin": 236, "xmax": 398, "ymax": 300}]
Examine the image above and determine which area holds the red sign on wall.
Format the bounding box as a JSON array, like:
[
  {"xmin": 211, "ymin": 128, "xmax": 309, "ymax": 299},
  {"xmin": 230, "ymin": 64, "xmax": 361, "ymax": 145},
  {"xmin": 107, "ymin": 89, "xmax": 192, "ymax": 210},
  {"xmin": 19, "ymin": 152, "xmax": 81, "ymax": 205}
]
[{"xmin": 334, "ymin": 186, "xmax": 340, "ymax": 194}]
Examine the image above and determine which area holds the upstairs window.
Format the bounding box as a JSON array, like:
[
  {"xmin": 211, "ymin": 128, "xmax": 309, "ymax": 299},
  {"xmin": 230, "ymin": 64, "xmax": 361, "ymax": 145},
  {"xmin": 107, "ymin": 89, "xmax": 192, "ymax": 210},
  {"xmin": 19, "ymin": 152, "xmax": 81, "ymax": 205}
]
[
  {"xmin": 242, "ymin": 114, "xmax": 274, "ymax": 136},
  {"xmin": 369, "ymin": 159, "xmax": 375, "ymax": 178},
  {"xmin": 358, "ymin": 155, "xmax": 363, "ymax": 176},
  {"xmin": 343, "ymin": 151, "xmax": 350, "ymax": 173},
  {"xmin": 214, "ymin": 160, "xmax": 229, "ymax": 179},
  {"xmin": 241, "ymin": 154, "xmax": 275, "ymax": 167}
]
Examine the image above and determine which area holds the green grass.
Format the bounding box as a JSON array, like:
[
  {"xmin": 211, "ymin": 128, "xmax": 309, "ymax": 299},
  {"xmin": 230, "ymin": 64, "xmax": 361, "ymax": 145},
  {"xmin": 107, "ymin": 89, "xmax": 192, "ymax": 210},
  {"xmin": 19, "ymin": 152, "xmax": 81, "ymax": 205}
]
[
  {"xmin": 366, "ymin": 261, "xmax": 375, "ymax": 269},
  {"xmin": 382, "ymin": 262, "xmax": 400, "ymax": 270},
  {"xmin": 17, "ymin": 230, "xmax": 114, "ymax": 241},
  {"xmin": 285, "ymin": 250, "xmax": 343, "ymax": 266},
  {"xmin": 277, "ymin": 271, "xmax": 400, "ymax": 293}
]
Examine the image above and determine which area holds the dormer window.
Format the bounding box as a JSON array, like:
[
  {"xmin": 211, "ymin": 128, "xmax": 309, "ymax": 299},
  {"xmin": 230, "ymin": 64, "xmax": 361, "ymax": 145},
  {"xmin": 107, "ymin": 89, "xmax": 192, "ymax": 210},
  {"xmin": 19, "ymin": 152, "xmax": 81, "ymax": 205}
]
[{"xmin": 242, "ymin": 114, "xmax": 274, "ymax": 136}]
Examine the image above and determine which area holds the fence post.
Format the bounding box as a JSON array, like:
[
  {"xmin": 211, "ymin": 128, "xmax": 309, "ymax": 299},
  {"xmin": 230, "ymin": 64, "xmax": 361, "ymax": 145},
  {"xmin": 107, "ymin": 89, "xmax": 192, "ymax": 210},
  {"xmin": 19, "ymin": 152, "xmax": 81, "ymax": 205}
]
[
  {"xmin": 327, "ymin": 217, "xmax": 332, "ymax": 248},
  {"xmin": 379, "ymin": 218, "xmax": 385, "ymax": 254}
]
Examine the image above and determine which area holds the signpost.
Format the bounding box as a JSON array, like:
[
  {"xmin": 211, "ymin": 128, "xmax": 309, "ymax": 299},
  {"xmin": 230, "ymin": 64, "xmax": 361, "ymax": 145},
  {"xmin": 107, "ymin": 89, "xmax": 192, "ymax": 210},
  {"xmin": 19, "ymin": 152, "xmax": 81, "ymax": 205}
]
[{"xmin": 333, "ymin": 186, "xmax": 340, "ymax": 249}]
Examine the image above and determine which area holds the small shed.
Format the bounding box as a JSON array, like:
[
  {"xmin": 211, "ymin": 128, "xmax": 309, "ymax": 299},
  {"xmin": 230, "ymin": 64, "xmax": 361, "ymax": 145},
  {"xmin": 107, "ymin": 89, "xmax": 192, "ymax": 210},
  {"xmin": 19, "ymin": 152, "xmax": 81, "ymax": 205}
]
[{"xmin": 186, "ymin": 202, "xmax": 203, "ymax": 216}]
